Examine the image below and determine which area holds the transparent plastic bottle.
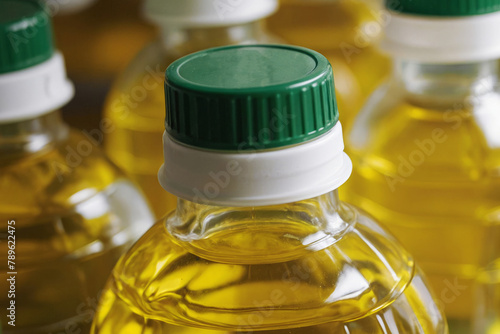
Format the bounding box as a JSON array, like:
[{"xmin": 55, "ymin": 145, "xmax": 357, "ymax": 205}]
[
  {"xmin": 92, "ymin": 44, "xmax": 447, "ymax": 334},
  {"xmin": 0, "ymin": 2, "xmax": 154, "ymax": 333},
  {"xmin": 103, "ymin": 0, "xmax": 279, "ymax": 218},
  {"xmin": 267, "ymin": 0, "xmax": 390, "ymax": 129},
  {"xmin": 343, "ymin": 1, "xmax": 500, "ymax": 332}
]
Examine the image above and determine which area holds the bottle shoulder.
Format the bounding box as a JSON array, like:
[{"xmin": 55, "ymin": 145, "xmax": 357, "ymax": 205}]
[
  {"xmin": 348, "ymin": 82, "xmax": 500, "ymax": 181},
  {"xmin": 0, "ymin": 128, "xmax": 154, "ymax": 261},
  {"xmin": 108, "ymin": 203, "xmax": 420, "ymax": 328},
  {"xmin": 0, "ymin": 129, "xmax": 142, "ymax": 217}
]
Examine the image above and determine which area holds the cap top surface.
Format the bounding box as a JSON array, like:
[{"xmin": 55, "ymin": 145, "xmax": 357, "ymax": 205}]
[
  {"xmin": 165, "ymin": 45, "xmax": 339, "ymax": 151},
  {"xmin": 176, "ymin": 47, "xmax": 318, "ymax": 90}
]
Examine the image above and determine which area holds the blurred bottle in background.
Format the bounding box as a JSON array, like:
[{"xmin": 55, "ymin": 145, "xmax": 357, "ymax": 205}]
[
  {"xmin": 267, "ymin": 0, "xmax": 390, "ymax": 129},
  {"xmin": 0, "ymin": 1, "xmax": 154, "ymax": 332},
  {"xmin": 103, "ymin": 0, "xmax": 280, "ymax": 218},
  {"xmin": 48, "ymin": 0, "xmax": 155, "ymax": 131},
  {"xmin": 343, "ymin": 0, "xmax": 500, "ymax": 332}
]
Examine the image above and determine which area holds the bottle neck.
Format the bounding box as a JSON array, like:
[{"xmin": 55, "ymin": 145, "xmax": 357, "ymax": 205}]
[
  {"xmin": 0, "ymin": 111, "xmax": 68, "ymax": 162},
  {"xmin": 159, "ymin": 21, "xmax": 270, "ymax": 55},
  {"xmin": 394, "ymin": 59, "xmax": 499, "ymax": 107},
  {"xmin": 166, "ymin": 189, "xmax": 355, "ymax": 263}
]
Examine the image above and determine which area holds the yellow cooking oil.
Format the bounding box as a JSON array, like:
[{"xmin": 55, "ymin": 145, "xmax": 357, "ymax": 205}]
[
  {"xmin": 0, "ymin": 1, "xmax": 153, "ymax": 332},
  {"xmin": 93, "ymin": 44, "xmax": 446, "ymax": 333},
  {"xmin": 0, "ymin": 113, "xmax": 153, "ymax": 333},
  {"xmin": 103, "ymin": 0, "xmax": 280, "ymax": 219},
  {"xmin": 267, "ymin": 0, "xmax": 390, "ymax": 128},
  {"xmin": 92, "ymin": 195, "xmax": 447, "ymax": 334},
  {"xmin": 343, "ymin": 60, "xmax": 500, "ymax": 331}
]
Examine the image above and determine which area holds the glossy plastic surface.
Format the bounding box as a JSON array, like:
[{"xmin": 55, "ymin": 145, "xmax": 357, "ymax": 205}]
[{"xmin": 91, "ymin": 192, "xmax": 447, "ymax": 333}]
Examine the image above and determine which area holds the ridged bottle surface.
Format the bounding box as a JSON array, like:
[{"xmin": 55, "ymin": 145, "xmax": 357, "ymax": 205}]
[{"xmin": 91, "ymin": 194, "xmax": 447, "ymax": 333}]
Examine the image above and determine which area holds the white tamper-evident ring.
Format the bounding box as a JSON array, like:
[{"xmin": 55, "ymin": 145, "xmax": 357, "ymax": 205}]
[
  {"xmin": 143, "ymin": 0, "xmax": 279, "ymax": 27},
  {"xmin": 0, "ymin": 52, "xmax": 74, "ymax": 123},
  {"xmin": 159, "ymin": 123, "xmax": 353, "ymax": 207},
  {"xmin": 382, "ymin": 11, "xmax": 500, "ymax": 63}
]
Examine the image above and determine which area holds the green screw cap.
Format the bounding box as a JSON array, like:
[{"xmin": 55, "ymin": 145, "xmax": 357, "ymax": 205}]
[
  {"xmin": 386, "ymin": 0, "xmax": 500, "ymax": 16},
  {"xmin": 165, "ymin": 45, "xmax": 338, "ymax": 151},
  {"xmin": 0, "ymin": 0, "xmax": 54, "ymax": 74}
]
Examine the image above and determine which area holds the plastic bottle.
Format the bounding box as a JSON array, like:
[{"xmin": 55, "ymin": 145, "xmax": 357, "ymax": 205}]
[
  {"xmin": 103, "ymin": 0, "xmax": 279, "ymax": 219},
  {"xmin": 343, "ymin": 1, "xmax": 500, "ymax": 332},
  {"xmin": 267, "ymin": 0, "xmax": 390, "ymax": 129},
  {"xmin": 0, "ymin": 1, "xmax": 154, "ymax": 332},
  {"xmin": 91, "ymin": 44, "xmax": 447, "ymax": 334}
]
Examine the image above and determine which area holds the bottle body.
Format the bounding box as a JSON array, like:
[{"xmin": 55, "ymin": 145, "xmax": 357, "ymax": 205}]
[
  {"xmin": 103, "ymin": 23, "xmax": 278, "ymax": 218},
  {"xmin": 267, "ymin": 0, "xmax": 390, "ymax": 129},
  {"xmin": 0, "ymin": 113, "xmax": 153, "ymax": 333},
  {"xmin": 91, "ymin": 192, "xmax": 447, "ymax": 333},
  {"xmin": 344, "ymin": 60, "xmax": 500, "ymax": 331}
]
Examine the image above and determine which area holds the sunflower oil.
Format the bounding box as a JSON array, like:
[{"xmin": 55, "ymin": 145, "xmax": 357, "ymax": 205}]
[
  {"xmin": 0, "ymin": 117, "xmax": 153, "ymax": 333},
  {"xmin": 92, "ymin": 200, "xmax": 446, "ymax": 334}
]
